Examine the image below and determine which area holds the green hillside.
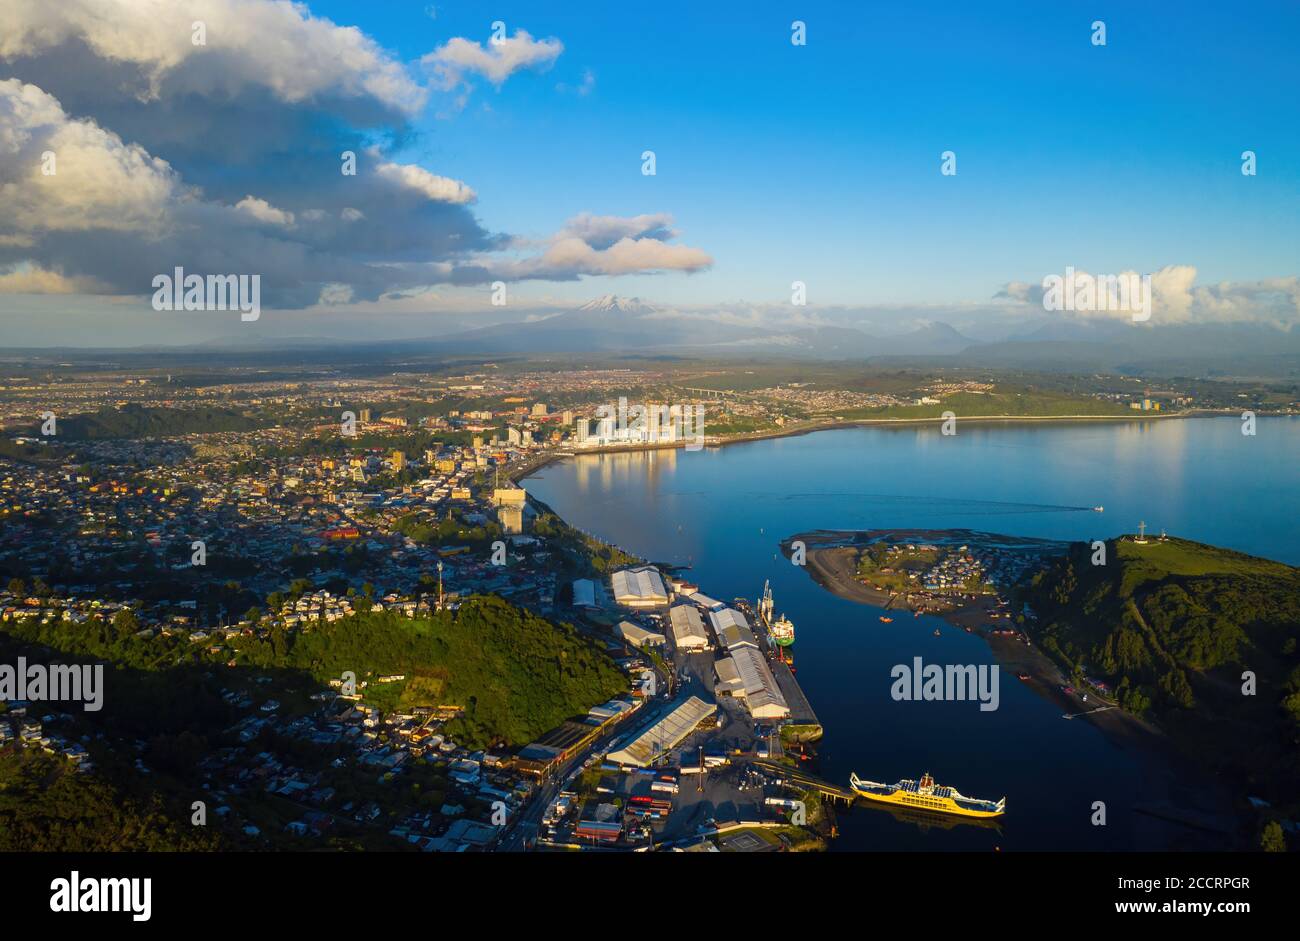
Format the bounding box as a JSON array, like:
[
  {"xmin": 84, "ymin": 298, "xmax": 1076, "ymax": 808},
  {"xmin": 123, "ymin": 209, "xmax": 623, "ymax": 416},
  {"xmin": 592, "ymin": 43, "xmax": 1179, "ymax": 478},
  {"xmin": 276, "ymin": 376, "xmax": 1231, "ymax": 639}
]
[
  {"xmin": 58, "ymin": 403, "xmax": 270, "ymax": 440},
  {"xmin": 1022, "ymin": 536, "xmax": 1300, "ymax": 808},
  {"xmin": 852, "ymin": 391, "xmax": 1132, "ymax": 420},
  {"xmin": 231, "ymin": 595, "xmax": 628, "ymax": 748},
  {"xmin": 0, "ymin": 751, "xmax": 221, "ymax": 852}
]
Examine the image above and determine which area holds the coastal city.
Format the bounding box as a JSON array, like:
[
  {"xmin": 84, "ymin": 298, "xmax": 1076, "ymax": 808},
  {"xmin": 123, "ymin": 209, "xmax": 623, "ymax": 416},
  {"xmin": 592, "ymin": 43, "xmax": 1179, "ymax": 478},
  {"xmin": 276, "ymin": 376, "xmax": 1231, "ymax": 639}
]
[
  {"xmin": 3, "ymin": 358, "xmax": 1298, "ymax": 857},
  {"xmin": 0, "ymin": 364, "xmax": 858, "ymax": 852},
  {"xmin": 2, "ymin": 0, "xmax": 1297, "ymax": 920}
]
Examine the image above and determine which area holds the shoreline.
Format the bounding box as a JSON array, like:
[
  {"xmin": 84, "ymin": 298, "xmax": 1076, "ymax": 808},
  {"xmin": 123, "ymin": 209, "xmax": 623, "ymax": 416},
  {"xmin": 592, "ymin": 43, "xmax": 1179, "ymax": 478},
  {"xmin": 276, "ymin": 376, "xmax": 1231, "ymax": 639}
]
[
  {"xmin": 789, "ymin": 533, "xmax": 1240, "ymax": 849},
  {"xmin": 514, "ymin": 409, "xmax": 1248, "ymax": 484}
]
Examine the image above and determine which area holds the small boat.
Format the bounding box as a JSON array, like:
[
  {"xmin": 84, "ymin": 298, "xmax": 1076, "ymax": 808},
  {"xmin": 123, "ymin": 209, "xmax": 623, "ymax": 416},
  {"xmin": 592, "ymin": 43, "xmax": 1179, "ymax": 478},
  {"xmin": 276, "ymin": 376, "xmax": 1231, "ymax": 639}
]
[
  {"xmin": 913, "ymin": 611, "xmax": 922, "ymax": 618},
  {"xmin": 1016, "ymin": 672, "xmax": 1030, "ymax": 681},
  {"xmin": 963, "ymin": 626, "xmax": 972, "ymax": 633},
  {"xmin": 1093, "ymin": 506, "xmax": 1104, "ymax": 512},
  {"xmin": 932, "ymin": 629, "xmax": 941, "ymax": 637},
  {"xmin": 879, "ymin": 616, "xmax": 894, "ymax": 623}
]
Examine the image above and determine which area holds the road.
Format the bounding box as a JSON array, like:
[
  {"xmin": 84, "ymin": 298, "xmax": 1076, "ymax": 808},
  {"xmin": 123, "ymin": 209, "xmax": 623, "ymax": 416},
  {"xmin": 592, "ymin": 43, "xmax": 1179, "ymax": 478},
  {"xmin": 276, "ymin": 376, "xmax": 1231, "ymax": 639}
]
[{"xmin": 498, "ymin": 695, "xmax": 671, "ymax": 852}]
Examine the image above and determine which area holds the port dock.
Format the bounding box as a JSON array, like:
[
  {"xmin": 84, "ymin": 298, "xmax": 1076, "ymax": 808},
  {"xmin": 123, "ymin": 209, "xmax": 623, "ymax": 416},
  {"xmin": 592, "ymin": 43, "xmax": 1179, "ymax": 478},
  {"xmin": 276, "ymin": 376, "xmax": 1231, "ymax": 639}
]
[{"xmin": 751, "ymin": 759, "xmax": 855, "ymax": 805}]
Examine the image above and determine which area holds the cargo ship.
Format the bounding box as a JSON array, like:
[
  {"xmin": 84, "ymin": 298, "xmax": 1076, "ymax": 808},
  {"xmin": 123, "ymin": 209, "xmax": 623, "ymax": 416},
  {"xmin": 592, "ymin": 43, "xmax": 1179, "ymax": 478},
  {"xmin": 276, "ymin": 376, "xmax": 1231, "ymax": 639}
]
[
  {"xmin": 849, "ymin": 771, "xmax": 1005, "ymax": 819},
  {"xmin": 758, "ymin": 580, "xmax": 795, "ymax": 647}
]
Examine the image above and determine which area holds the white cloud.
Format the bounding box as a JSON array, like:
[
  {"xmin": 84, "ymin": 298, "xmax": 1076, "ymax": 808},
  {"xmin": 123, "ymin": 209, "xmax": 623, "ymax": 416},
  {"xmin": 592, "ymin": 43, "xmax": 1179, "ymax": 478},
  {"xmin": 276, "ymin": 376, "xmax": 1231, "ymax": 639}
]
[
  {"xmin": 0, "ymin": 0, "xmax": 426, "ymax": 114},
  {"xmin": 0, "ymin": 79, "xmax": 183, "ymax": 233},
  {"xmin": 996, "ymin": 264, "xmax": 1300, "ymax": 326},
  {"xmin": 423, "ymin": 29, "xmax": 562, "ymax": 90},
  {"xmin": 498, "ymin": 236, "xmax": 712, "ymax": 279},
  {"xmin": 555, "ymin": 212, "xmax": 677, "ymax": 249},
  {"xmin": 375, "ymin": 161, "xmax": 476, "ymax": 205},
  {"xmin": 0, "ymin": 262, "xmax": 106, "ymax": 294},
  {"xmin": 234, "ymin": 195, "xmax": 295, "ymax": 226}
]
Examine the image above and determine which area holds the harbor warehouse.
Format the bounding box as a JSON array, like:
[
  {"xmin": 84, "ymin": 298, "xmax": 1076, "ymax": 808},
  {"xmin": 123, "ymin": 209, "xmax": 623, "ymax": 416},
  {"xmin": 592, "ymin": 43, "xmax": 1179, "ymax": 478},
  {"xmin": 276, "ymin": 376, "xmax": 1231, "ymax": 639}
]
[
  {"xmin": 710, "ymin": 607, "xmax": 758, "ymax": 650},
  {"xmin": 611, "ymin": 566, "xmax": 670, "ymax": 608},
  {"xmin": 607, "ymin": 696, "xmax": 716, "ymax": 766},
  {"xmin": 618, "ymin": 620, "xmax": 666, "ymax": 648},
  {"xmin": 725, "ymin": 647, "xmax": 790, "ymax": 719},
  {"xmin": 668, "ymin": 604, "xmax": 709, "ymax": 650}
]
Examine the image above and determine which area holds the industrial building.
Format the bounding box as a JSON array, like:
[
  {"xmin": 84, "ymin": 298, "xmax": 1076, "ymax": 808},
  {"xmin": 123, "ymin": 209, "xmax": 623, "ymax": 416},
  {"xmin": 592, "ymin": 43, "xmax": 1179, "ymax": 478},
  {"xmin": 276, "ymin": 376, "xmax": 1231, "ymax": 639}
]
[
  {"xmin": 618, "ymin": 620, "xmax": 666, "ymax": 648},
  {"xmin": 668, "ymin": 603, "xmax": 710, "ymax": 650},
  {"xmin": 680, "ymin": 589, "xmax": 725, "ymax": 612},
  {"xmin": 611, "ymin": 566, "xmax": 670, "ymax": 608},
  {"xmin": 574, "ymin": 802, "xmax": 623, "ymax": 844},
  {"xmin": 723, "ymin": 647, "xmax": 790, "ymax": 719},
  {"xmin": 710, "ymin": 607, "xmax": 758, "ymax": 650},
  {"xmin": 606, "ymin": 696, "xmax": 716, "ymax": 766}
]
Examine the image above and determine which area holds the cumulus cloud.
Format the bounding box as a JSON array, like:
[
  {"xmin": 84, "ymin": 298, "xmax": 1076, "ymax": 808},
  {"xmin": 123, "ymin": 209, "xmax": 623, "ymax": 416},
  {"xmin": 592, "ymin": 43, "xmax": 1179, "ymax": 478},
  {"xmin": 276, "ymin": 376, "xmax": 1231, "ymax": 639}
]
[
  {"xmin": 554, "ymin": 212, "xmax": 678, "ymax": 250},
  {"xmin": 422, "ymin": 29, "xmax": 563, "ymax": 90},
  {"xmin": 0, "ymin": 80, "xmax": 182, "ymax": 233},
  {"xmin": 0, "ymin": 0, "xmax": 426, "ymax": 113},
  {"xmin": 0, "ymin": 262, "xmax": 107, "ymax": 294},
  {"xmin": 234, "ymin": 195, "xmax": 295, "ymax": 226},
  {"xmin": 473, "ymin": 212, "xmax": 711, "ymax": 281},
  {"xmin": 374, "ymin": 161, "xmax": 476, "ymax": 205},
  {"xmin": 996, "ymin": 265, "xmax": 1300, "ymax": 326},
  {"xmin": 504, "ymin": 237, "xmax": 712, "ymax": 279},
  {"xmin": 0, "ymin": 79, "xmax": 710, "ymax": 304},
  {"xmin": 0, "ymin": 2, "xmax": 711, "ymax": 311}
]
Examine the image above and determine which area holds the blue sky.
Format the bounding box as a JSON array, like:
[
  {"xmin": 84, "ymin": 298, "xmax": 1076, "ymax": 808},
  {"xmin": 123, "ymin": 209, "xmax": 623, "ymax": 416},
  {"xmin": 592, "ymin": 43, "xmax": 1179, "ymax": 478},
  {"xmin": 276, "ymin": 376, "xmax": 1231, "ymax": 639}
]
[
  {"xmin": 336, "ymin": 0, "xmax": 1300, "ymax": 305},
  {"xmin": 0, "ymin": 0, "xmax": 1297, "ymax": 345}
]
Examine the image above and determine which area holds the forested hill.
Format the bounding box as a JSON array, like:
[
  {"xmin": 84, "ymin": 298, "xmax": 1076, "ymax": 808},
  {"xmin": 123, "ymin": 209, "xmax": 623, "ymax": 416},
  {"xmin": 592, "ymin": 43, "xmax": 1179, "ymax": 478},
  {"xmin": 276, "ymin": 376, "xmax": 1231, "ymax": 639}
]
[
  {"xmin": 1022, "ymin": 537, "xmax": 1300, "ymax": 807},
  {"xmin": 231, "ymin": 595, "xmax": 629, "ymax": 749},
  {"xmin": 58, "ymin": 403, "xmax": 270, "ymax": 440}
]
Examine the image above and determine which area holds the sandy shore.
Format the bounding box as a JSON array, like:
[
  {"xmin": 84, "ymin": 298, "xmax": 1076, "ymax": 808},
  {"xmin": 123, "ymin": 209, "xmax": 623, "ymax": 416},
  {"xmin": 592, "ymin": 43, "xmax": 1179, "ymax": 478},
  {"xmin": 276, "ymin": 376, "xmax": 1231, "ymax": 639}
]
[{"xmin": 796, "ymin": 537, "xmax": 1241, "ymax": 849}]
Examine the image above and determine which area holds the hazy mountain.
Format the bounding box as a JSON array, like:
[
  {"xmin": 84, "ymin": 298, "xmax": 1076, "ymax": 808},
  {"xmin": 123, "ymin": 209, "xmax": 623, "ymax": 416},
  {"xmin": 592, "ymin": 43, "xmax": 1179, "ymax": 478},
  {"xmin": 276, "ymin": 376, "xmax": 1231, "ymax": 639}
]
[{"xmin": 424, "ymin": 296, "xmax": 979, "ymax": 358}]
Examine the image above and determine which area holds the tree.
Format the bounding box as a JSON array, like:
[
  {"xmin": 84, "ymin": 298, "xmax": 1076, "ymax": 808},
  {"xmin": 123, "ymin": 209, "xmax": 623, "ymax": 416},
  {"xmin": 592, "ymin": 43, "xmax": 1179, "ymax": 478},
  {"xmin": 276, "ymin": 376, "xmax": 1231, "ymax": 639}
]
[
  {"xmin": 1260, "ymin": 820, "xmax": 1287, "ymax": 852},
  {"xmin": 6, "ymin": 577, "xmax": 24, "ymax": 596},
  {"xmin": 111, "ymin": 607, "xmax": 140, "ymax": 637}
]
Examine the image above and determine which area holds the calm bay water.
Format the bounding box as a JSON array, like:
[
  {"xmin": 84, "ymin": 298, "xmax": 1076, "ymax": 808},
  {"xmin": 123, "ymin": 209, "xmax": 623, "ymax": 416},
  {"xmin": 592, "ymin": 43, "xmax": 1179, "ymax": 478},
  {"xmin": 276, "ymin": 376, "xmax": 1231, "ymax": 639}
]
[{"xmin": 524, "ymin": 417, "xmax": 1300, "ymax": 851}]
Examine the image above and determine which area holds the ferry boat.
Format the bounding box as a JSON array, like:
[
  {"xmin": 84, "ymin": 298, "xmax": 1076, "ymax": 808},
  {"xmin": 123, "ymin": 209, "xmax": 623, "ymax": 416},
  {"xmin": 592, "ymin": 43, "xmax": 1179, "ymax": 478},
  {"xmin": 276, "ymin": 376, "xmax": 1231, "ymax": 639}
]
[{"xmin": 850, "ymin": 771, "xmax": 1005, "ymax": 819}]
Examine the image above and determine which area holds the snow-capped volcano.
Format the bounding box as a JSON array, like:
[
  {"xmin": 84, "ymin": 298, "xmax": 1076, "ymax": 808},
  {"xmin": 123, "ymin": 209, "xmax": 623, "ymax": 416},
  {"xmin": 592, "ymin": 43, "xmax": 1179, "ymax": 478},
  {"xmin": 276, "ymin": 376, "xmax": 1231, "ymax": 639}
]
[{"xmin": 577, "ymin": 294, "xmax": 657, "ymax": 314}]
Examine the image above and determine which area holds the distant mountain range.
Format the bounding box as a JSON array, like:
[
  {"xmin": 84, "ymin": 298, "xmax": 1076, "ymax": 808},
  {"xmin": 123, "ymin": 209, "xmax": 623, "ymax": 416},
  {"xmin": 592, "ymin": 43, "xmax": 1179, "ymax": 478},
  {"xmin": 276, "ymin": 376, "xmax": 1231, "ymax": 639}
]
[
  {"xmin": 12, "ymin": 295, "xmax": 1299, "ymax": 379},
  {"xmin": 416, "ymin": 295, "xmax": 1299, "ymax": 377},
  {"xmin": 426, "ymin": 294, "xmax": 980, "ymax": 358}
]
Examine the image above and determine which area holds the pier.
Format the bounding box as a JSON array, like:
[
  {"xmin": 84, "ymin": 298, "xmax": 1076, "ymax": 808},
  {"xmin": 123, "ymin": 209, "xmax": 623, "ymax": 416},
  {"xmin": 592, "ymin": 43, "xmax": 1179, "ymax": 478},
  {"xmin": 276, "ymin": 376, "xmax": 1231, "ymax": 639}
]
[
  {"xmin": 736, "ymin": 597, "xmax": 822, "ymax": 736},
  {"xmin": 751, "ymin": 759, "xmax": 856, "ymax": 805},
  {"xmin": 769, "ymin": 651, "xmax": 820, "ymax": 731}
]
